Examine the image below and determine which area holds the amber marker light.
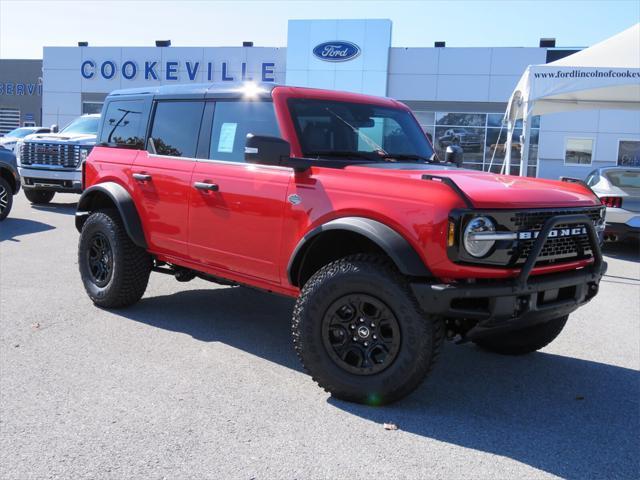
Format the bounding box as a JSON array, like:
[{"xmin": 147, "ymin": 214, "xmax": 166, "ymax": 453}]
[{"xmin": 447, "ymin": 220, "xmax": 456, "ymax": 247}]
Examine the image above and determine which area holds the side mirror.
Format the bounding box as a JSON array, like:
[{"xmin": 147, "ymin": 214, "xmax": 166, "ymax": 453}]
[
  {"xmin": 445, "ymin": 145, "xmax": 464, "ymax": 167},
  {"xmin": 245, "ymin": 134, "xmax": 290, "ymax": 166},
  {"xmin": 50, "ymin": 124, "xmax": 59, "ymax": 133}
]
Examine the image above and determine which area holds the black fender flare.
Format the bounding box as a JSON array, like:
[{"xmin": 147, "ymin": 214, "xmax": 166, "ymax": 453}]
[
  {"xmin": 75, "ymin": 182, "xmax": 147, "ymax": 249},
  {"xmin": 287, "ymin": 217, "xmax": 431, "ymax": 286}
]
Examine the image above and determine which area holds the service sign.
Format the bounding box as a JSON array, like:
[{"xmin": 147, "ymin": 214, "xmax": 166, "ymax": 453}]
[{"xmin": 312, "ymin": 41, "xmax": 361, "ymax": 62}]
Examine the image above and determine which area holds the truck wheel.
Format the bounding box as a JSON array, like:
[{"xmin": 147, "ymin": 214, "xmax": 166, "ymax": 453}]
[
  {"xmin": 292, "ymin": 254, "xmax": 444, "ymax": 405},
  {"xmin": 78, "ymin": 210, "xmax": 152, "ymax": 308},
  {"xmin": 473, "ymin": 315, "xmax": 568, "ymax": 355},
  {"xmin": 0, "ymin": 177, "xmax": 13, "ymax": 221},
  {"xmin": 24, "ymin": 189, "xmax": 55, "ymax": 204}
]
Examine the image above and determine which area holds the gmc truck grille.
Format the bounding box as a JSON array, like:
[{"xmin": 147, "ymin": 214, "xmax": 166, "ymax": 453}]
[
  {"xmin": 509, "ymin": 207, "xmax": 603, "ymax": 264},
  {"xmin": 20, "ymin": 142, "xmax": 81, "ymax": 169}
]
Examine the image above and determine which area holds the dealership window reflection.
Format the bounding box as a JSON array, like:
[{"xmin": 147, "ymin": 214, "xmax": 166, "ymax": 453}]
[
  {"xmin": 565, "ymin": 138, "xmax": 594, "ymax": 165},
  {"xmin": 414, "ymin": 110, "xmax": 540, "ymax": 176},
  {"xmin": 617, "ymin": 140, "xmax": 640, "ymax": 167}
]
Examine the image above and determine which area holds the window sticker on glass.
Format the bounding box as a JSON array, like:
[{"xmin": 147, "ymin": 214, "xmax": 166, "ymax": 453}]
[{"xmin": 217, "ymin": 122, "xmax": 238, "ymax": 153}]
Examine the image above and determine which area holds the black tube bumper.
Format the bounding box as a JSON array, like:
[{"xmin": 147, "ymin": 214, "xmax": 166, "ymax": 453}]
[{"xmin": 412, "ymin": 212, "xmax": 607, "ymax": 339}]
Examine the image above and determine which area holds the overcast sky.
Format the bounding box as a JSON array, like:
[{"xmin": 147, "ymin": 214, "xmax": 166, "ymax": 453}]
[{"xmin": 1, "ymin": 0, "xmax": 638, "ymax": 58}]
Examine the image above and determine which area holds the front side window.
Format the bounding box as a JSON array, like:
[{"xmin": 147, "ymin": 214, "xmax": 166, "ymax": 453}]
[
  {"xmin": 101, "ymin": 100, "xmax": 144, "ymax": 148},
  {"xmin": 62, "ymin": 116, "xmax": 100, "ymax": 135},
  {"xmin": 289, "ymin": 99, "xmax": 433, "ymax": 163},
  {"xmin": 149, "ymin": 101, "xmax": 205, "ymax": 158},
  {"xmin": 565, "ymin": 138, "xmax": 594, "ymax": 165},
  {"xmin": 209, "ymin": 101, "xmax": 280, "ymax": 162}
]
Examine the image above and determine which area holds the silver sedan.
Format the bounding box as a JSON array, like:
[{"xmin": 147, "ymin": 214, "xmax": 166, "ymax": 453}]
[{"xmin": 586, "ymin": 166, "xmax": 640, "ymax": 242}]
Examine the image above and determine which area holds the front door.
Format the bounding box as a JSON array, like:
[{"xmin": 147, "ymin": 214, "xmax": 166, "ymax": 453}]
[
  {"xmin": 131, "ymin": 100, "xmax": 205, "ymax": 256},
  {"xmin": 188, "ymin": 100, "xmax": 291, "ymax": 284}
]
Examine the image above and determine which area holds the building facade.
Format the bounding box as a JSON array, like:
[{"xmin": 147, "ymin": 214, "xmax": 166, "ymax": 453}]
[
  {"xmin": 0, "ymin": 59, "xmax": 44, "ymax": 134},
  {"xmin": 40, "ymin": 18, "xmax": 640, "ymax": 178}
]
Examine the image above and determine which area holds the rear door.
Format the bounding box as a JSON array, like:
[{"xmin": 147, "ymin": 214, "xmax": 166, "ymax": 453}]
[
  {"xmin": 188, "ymin": 100, "xmax": 291, "ymax": 284},
  {"xmin": 131, "ymin": 100, "xmax": 204, "ymax": 256}
]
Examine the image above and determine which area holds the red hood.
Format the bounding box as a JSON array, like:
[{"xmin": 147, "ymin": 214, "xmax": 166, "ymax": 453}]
[{"xmin": 347, "ymin": 165, "xmax": 600, "ymax": 209}]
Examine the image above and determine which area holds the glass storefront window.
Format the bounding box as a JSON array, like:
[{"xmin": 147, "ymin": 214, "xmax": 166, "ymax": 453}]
[
  {"xmin": 565, "ymin": 138, "xmax": 594, "ymax": 165},
  {"xmin": 82, "ymin": 102, "xmax": 103, "ymax": 115},
  {"xmin": 435, "ymin": 112, "xmax": 485, "ymax": 127},
  {"xmin": 413, "ymin": 109, "xmax": 540, "ymax": 176},
  {"xmin": 617, "ymin": 140, "xmax": 640, "ymax": 167}
]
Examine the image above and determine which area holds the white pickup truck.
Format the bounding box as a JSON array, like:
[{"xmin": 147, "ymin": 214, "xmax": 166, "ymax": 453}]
[{"xmin": 16, "ymin": 114, "xmax": 99, "ymax": 204}]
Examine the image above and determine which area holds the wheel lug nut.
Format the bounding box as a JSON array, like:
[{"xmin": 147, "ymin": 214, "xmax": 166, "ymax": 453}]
[
  {"xmin": 373, "ymin": 335, "xmax": 377, "ymax": 340},
  {"xmin": 359, "ymin": 318, "xmax": 364, "ymax": 323},
  {"xmin": 352, "ymin": 337, "xmax": 358, "ymax": 342},
  {"xmin": 350, "ymin": 325, "xmax": 355, "ymax": 330},
  {"xmin": 364, "ymin": 342, "xmax": 369, "ymax": 347},
  {"xmin": 370, "ymin": 323, "xmax": 375, "ymax": 328}
]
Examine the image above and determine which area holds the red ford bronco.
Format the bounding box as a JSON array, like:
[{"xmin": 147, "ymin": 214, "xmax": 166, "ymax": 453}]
[{"xmin": 76, "ymin": 82, "xmax": 606, "ymax": 405}]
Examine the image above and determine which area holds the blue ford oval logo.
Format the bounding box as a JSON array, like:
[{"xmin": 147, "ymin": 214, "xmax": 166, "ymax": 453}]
[{"xmin": 313, "ymin": 41, "xmax": 361, "ymax": 62}]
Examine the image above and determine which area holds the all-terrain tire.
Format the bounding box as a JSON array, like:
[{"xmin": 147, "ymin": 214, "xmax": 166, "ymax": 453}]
[
  {"xmin": 473, "ymin": 315, "xmax": 569, "ymax": 355},
  {"xmin": 292, "ymin": 254, "xmax": 444, "ymax": 405},
  {"xmin": 24, "ymin": 189, "xmax": 55, "ymax": 204},
  {"xmin": 78, "ymin": 209, "xmax": 152, "ymax": 308},
  {"xmin": 0, "ymin": 176, "xmax": 13, "ymax": 221}
]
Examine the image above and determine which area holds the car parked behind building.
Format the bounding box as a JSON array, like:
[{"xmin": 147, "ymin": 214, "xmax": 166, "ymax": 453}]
[
  {"xmin": 0, "ymin": 126, "xmax": 51, "ymax": 153},
  {"xmin": 17, "ymin": 114, "xmax": 99, "ymax": 204},
  {"xmin": 586, "ymin": 166, "xmax": 640, "ymax": 242},
  {"xmin": 0, "ymin": 146, "xmax": 20, "ymax": 221},
  {"xmin": 76, "ymin": 82, "xmax": 606, "ymax": 405}
]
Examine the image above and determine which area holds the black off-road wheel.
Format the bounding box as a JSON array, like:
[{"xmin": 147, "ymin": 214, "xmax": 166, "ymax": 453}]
[
  {"xmin": 78, "ymin": 210, "xmax": 152, "ymax": 308},
  {"xmin": 292, "ymin": 254, "xmax": 444, "ymax": 406},
  {"xmin": 0, "ymin": 177, "xmax": 12, "ymax": 221},
  {"xmin": 473, "ymin": 315, "xmax": 569, "ymax": 355},
  {"xmin": 24, "ymin": 189, "xmax": 55, "ymax": 204}
]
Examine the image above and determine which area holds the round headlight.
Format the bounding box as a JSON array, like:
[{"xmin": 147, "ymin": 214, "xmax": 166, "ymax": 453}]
[{"xmin": 463, "ymin": 216, "xmax": 496, "ymax": 258}]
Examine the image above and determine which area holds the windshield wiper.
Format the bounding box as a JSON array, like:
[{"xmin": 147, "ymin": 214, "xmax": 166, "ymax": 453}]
[
  {"xmin": 378, "ymin": 153, "xmax": 435, "ymax": 163},
  {"xmin": 305, "ymin": 150, "xmax": 380, "ymax": 160}
]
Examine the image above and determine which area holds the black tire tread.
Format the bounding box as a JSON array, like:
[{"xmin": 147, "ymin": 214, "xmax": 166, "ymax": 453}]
[
  {"xmin": 24, "ymin": 189, "xmax": 55, "ymax": 204},
  {"xmin": 473, "ymin": 315, "xmax": 569, "ymax": 355},
  {"xmin": 0, "ymin": 176, "xmax": 12, "ymax": 221},
  {"xmin": 292, "ymin": 254, "xmax": 444, "ymax": 405},
  {"xmin": 79, "ymin": 209, "xmax": 151, "ymax": 308}
]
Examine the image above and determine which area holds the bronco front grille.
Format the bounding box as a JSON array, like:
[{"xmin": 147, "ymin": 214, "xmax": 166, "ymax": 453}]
[
  {"xmin": 450, "ymin": 206, "xmax": 605, "ymax": 268},
  {"xmin": 20, "ymin": 142, "xmax": 81, "ymax": 169},
  {"xmin": 510, "ymin": 207, "xmax": 603, "ymax": 264},
  {"xmin": 511, "ymin": 208, "xmax": 603, "ymax": 230}
]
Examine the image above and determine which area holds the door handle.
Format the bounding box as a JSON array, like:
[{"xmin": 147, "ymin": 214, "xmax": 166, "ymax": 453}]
[
  {"xmin": 132, "ymin": 173, "xmax": 152, "ymax": 182},
  {"xmin": 194, "ymin": 181, "xmax": 219, "ymax": 192}
]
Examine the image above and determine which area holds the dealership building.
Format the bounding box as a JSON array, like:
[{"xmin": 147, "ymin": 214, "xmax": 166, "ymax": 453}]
[{"xmin": 7, "ymin": 18, "xmax": 640, "ymax": 177}]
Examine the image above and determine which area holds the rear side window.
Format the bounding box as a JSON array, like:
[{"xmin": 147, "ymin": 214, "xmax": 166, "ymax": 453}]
[
  {"xmin": 149, "ymin": 101, "xmax": 205, "ymax": 158},
  {"xmin": 209, "ymin": 101, "xmax": 280, "ymax": 162},
  {"xmin": 101, "ymin": 100, "xmax": 145, "ymax": 148}
]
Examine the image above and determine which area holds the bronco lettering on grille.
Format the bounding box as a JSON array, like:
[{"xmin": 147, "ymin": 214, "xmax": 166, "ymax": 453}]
[{"xmin": 518, "ymin": 226, "xmax": 587, "ymax": 240}]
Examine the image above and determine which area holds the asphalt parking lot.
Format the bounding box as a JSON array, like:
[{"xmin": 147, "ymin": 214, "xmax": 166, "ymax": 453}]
[{"xmin": 1, "ymin": 192, "xmax": 638, "ymax": 480}]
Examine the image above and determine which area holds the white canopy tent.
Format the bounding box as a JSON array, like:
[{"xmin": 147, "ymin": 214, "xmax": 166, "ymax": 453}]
[{"xmin": 503, "ymin": 23, "xmax": 640, "ymax": 176}]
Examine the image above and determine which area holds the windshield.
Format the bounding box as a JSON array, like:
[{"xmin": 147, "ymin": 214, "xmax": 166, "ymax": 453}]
[
  {"xmin": 289, "ymin": 99, "xmax": 434, "ymax": 162},
  {"xmin": 61, "ymin": 116, "xmax": 100, "ymax": 135},
  {"xmin": 605, "ymin": 170, "xmax": 640, "ymax": 189},
  {"xmin": 5, "ymin": 127, "xmax": 35, "ymax": 139}
]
